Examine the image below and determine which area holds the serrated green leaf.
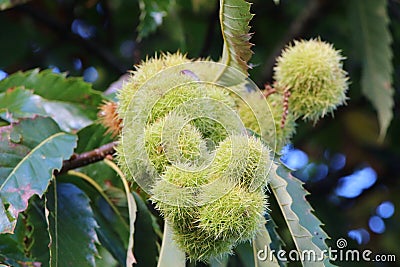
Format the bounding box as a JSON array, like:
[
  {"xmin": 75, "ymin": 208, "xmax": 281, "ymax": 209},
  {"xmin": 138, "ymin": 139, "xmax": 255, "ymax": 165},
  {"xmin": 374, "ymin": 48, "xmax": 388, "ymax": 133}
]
[
  {"xmin": 95, "ymin": 246, "xmax": 119, "ymax": 267},
  {"xmin": 253, "ymin": 224, "xmax": 280, "ymax": 267},
  {"xmin": 103, "ymin": 159, "xmax": 137, "ymax": 266},
  {"xmin": 0, "ymin": 87, "xmax": 92, "ymax": 132},
  {"xmin": 234, "ymin": 241, "xmax": 255, "ymax": 267},
  {"xmin": 59, "ymin": 171, "xmax": 129, "ymax": 267},
  {"xmin": 269, "ymin": 164, "xmax": 335, "ymax": 266},
  {"xmin": 0, "ymin": 69, "xmax": 104, "ymax": 128},
  {"xmin": 46, "ymin": 182, "xmax": 99, "ymax": 267},
  {"xmin": 0, "ymin": 214, "xmax": 27, "ymax": 258},
  {"xmin": 76, "ymin": 124, "xmax": 114, "ymax": 154},
  {"xmin": 234, "ymin": 218, "xmax": 285, "ymax": 267},
  {"xmin": 0, "ymin": 212, "xmax": 41, "ymax": 267},
  {"xmin": 0, "ymin": 87, "xmax": 47, "ymax": 122},
  {"xmin": 132, "ymin": 192, "xmax": 159, "ymax": 267},
  {"xmin": 25, "ymin": 196, "xmax": 50, "ymax": 267},
  {"xmin": 217, "ymin": 0, "xmax": 253, "ymax": 80},
  {"xmin": 137, "ymin": 0, "xmax": 174, "ymax": 41},
  {"xmin": 265, "ymin": 212, "xmax": 285, "ymax": 254},
  {"xmin": 0, "ymin": 198, "xmax": 12, "ymax": 235},
  {"xmin": 264, "ymin": 213, "xmax": 286, "ymax": 267},
  {"xmin": 0, "ymin": 117, "xmax": 77, "ymax": 234},
  {"xmin": 210, "ymin": 256, "xmax": 228, "ymax": 267},
  {"xmin": 157, "ymin": 222, "xmax": 185, "ymax": 267},
  {"xmin": 350, "ymin": 0, "xmax": 394, "ymax": 140},
  {"xmin": 0, "ymin": 0, "xmax": 30, "ymax": 10}
]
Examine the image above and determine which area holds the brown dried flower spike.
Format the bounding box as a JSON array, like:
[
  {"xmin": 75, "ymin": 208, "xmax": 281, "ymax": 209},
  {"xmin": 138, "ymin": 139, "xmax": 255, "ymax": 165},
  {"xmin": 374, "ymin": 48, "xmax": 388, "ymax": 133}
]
[{"xmin": 98, "ymin": 101, "xmax": 122, "ymax": 137}]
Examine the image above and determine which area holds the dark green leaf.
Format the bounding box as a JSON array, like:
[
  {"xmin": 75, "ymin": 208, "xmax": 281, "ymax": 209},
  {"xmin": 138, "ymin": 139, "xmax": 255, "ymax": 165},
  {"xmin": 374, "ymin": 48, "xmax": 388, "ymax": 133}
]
[
  {"xmin": 0, "ymin": 117, "xmax": 77, "ymax": 234},
  {"xmin": 0, "ymin": 87, "xmax": 46, "ymax": 122},
  {"xmin": 137, "ymin": 0, "xmax": 174, "ymax": 40},
  {"xmin": 0, "ymin": 214, "xmax": 26, "ymax": 260},
  {"xmin": 103, "ymin": 159, "xmax": 137, "ymax": 267},
  {"xmin": 25, "ymin": 196, "xmax": 51, "ymax": 267},
  {"xmin": 95, "ymin": 247, "xmax": 119, "ymax": 267},
  {"xmin": 46, "ymin": 182, "xmax": 99, "ymax": 267},
  {"xmin": 57, "ymin": 172, "xmax": 129, "ymax": 267},
  {"xmin": 0, "ymin": 69, "xmax": 104, "ymax": 127},
  {"xmin": 210, "ymin": 256, "xmax": 228, "ymax": 267},
  {"xmin": 234, "ymin": 242, "xmax": 254, "ymax": 267},
  {"xmin": 132, "ymin": 192, "xmax": 158, "ymax": 267},
  {"xmin": 0, "ymin": 87, "xmax": 92, "ymax": 132},
  {"xmin": 76, "ymin": 124, "xmax": 114, "ymax": 154},
  {"xmin": 264, "ymin": 213, "xmax": 286, "ymax": 267},
  {"xmin": 350, "ymin": 0, "xmax": 394, "ymax": 140},
  {"xmin": 0, "ymin": 212, "xmax": 41, "ymax": 267}
]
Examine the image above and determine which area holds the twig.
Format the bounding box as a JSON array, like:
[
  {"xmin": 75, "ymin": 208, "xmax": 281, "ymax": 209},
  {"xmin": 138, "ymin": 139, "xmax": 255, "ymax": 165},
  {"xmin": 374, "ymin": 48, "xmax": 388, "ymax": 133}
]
[
  {"xmin": 261, "ymin": 0, "xmax": 329, "ymax": 84},
  {"xmin": 56, "ymin": 141, "xmax": 118, "ymax": 175}
]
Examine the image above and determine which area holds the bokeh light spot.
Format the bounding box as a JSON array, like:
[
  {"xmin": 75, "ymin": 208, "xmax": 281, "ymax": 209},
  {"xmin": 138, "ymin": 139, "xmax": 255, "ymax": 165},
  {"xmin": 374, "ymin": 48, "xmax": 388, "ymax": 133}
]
[
  {"xmin": 73, "ymin": 58, "xmax": 82, "ymax": 70},
  {"xmin": 376, "ymin": 201, "xmax": 395, "ymax": 219},
  {"xmin": 71, "ymin": 19, "xmax": 96, "ymax": 39},
  {"xmin": 83, "ymin": 66, "xmax": 99, "ymax": 83},
  {"xmin": 369, "ymin": 216, "xmax": 385, "ymax": 234},
  {"xmin": 335, "ymin": 167, "xmax": 377, "ymax": 198},
  {"xmin": 329, "ymin": 153, "xmax": 346, "ymax": 171},
  {"xmin": 348, "ymin": 228, "xmax": 370, "ymax": 245},
  {"xmin": 0, "ymin": 70, "xmax": 8, "ymax": 81},
  {"xmin": 281, "ymin": 148, "xmax": 308, "ymax": 170}
]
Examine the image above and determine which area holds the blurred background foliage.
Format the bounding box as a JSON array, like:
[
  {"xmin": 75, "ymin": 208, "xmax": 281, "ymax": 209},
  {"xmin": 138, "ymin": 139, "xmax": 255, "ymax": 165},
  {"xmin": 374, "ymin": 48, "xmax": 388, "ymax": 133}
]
[{"xmin": 0, "ymin": 0, "xmax": 399, "ymax": 266}]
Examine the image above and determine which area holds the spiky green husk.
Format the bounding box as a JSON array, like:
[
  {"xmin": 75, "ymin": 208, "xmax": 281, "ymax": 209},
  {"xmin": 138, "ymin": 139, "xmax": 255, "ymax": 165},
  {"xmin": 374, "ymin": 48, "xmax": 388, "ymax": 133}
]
[
  {"xmin": 155, "ymin": 134, "xmax": 270, "ymax": 261},
  {"xmin": 198, "ymin": 185, "xmax": 267, "ymax": 242},
  {"xmin": 117, "ymin": 52, "xmax": 190, "ymax": 119},
  {"xmin": 237, "ymin": 91, "xmax": 297, "ymax": 151},
  {"xmin": 116, "ymin": 53, "xmax": 191, "ymax": 180},
  {"xmin": 173, "ymin": 225, "xmax": 235, "ymax": 261},
  {"xmin": 152, "ymin": 165, "xmax": 208, "ymax": 227},
  {"xmin": 210, "ymin": 134, "xmax": 271, "ymax": 189},
  {"xmin": 148, "ymin": 84, "xmax": 199, "ymax": 123},
  {"xmin": 145, "ymin": 114, "xmax": 208, "ymax": 173},
  {"xmin": 116, "ymin": 53, "xmax": 273, "ymax": 262},
  {"xmin": 152, "ymin": 166, "xmax": 234, "ymax": 261},
  {"xmin": 150, "ymin": 83, "xmax": 236, "ymax": 142},
  {"xmin": 116, "ymin": 53, "xmax": 235, "ymax": 180},
  {"xmin": 152, "ymin": 154, "xmax": 269, "ymax": 261},
  {"xmin": 273, "ymin": 39, "xmax": 348, "ymax": 122},
  {"xmin": 190, "ymin": 85, "xmax": 237, "ymax": 143}
]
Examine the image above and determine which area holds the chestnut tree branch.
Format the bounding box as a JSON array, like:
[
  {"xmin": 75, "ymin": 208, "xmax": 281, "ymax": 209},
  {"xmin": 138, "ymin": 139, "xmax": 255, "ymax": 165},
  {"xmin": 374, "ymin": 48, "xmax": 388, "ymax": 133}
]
[{"xmin": 56, "ymin": 141, "xmax": 118, "ymax": 175}]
